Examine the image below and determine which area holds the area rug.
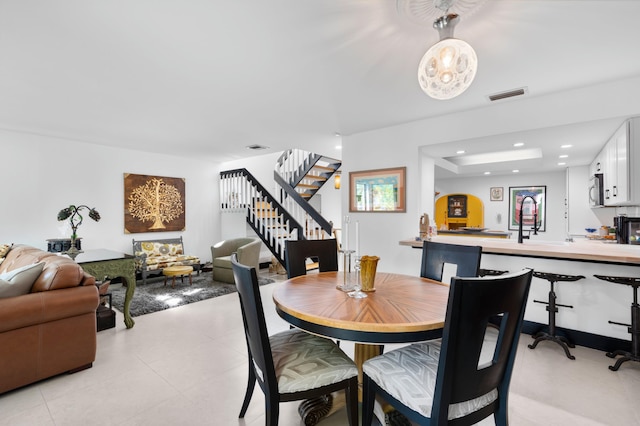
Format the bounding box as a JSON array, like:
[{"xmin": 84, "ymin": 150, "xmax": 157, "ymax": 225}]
[{"xmin": 110, "ymin": 271, "xmax": 274, "ymax": 317}]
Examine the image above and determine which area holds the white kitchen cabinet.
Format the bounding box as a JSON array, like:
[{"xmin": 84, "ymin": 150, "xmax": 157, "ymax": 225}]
[
  {"xmin": 589, "ymin": 150, "xmax": 604, "ymax": 175},
  {"xmin": 602, "ymin": 118, "xmax": 639, "ymax": 206}
]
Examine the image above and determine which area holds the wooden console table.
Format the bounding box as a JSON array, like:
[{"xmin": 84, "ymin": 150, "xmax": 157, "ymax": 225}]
[{"xmin": 69, "ymin": 249, "xmax": 136, "ymax": 329}]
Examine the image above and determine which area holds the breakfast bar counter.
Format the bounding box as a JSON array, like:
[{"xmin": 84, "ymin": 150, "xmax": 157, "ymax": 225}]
[
  {"xmin": 399, "ymin": 236, "xmax": 640, "ymax": 265},
  {"xmin": 399, "ymin": 236, "xmax": 640, "ymax": 343}
]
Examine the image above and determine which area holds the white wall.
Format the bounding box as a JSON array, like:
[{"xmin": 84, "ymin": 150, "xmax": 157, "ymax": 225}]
[
  {"xmin": 436, "ymin": 170, "xmax": 566, "ymax": 241},
  {"xmin": 342, "ymin": 75, "xmax": 640, "ymax": 274},
  {"xmin": 1, "ymin": 129, "xmax": 219, "ymax": 263}
]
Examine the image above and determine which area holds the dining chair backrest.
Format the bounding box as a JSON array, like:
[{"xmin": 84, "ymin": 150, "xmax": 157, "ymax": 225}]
[
  {"xmin": 285, "ymin": 239, "xmax": 339, "ymax": 279},
  {"xmin": 231, "ymin": 254, "xmax": 277, "ymax": 393},
  {"xmin": 420, "ymin": 240, "xmax": 482, "ymax": 283},
  {"xmin": 430, "ymin": 268, "xmax": 533, "ymax": 424},
  {"xmin": 231, "ymin": 253, "xmax": 360, "ymax": 426}
]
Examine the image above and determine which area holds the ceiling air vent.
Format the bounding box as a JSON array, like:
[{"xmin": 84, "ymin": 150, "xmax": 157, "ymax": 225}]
[
  {"xmin": 246, "ymin": 144, "xmax": 269, "ymax": 150},
  {"xmin": 487, "ymin": 87, "xmax": 528, "ymax": 102}
]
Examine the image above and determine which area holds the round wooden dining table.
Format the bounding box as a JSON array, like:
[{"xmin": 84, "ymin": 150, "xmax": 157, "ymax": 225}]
[
  {"xmin": 272, "ymin": 271, "xmax": 450, "ymax": 346},
  {"xmin": 272, "ymin": 271, "xmax": 451, "ymax": 423}
]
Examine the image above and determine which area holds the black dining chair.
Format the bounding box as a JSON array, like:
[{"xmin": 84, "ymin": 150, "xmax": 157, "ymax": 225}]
[
  {"xmin": 362, "ymin": 269, "xmax": 533, "ymax": 426},
  {"xmin": 420, "ymin": 240, "xmax": 482, "ymax": 283},
  {"xmin": 285, "ymin": 239, "xmax": 339, "ymax": 279},
  {"xmin": 231, "ymin": 254, "xmax": 359, "ymax": 426}
]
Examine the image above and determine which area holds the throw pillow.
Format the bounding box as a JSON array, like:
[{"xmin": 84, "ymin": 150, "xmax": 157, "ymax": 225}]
[
  {"xmin": 0, "ymin": 243, "xmax": 11, "ymax": 258},
  {"xmin": 0, "ymin": 262, "xmax": 45, "ymax": 298}
]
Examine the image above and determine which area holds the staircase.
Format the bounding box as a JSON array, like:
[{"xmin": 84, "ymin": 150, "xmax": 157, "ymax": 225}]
[{"xmin": 219, "ymin": 149, "xmax": 340, "ymax": 266}]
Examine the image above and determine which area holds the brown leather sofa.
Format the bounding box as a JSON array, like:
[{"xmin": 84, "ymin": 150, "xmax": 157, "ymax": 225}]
[{"xmin": 0, "ymin": 245, "xmax": 99, "ymax": 394}]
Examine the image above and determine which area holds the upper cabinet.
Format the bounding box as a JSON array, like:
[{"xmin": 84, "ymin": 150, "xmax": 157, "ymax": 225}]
[{"xmin": 598, "ymin": 117, "xmax": 640, "ymax": 207}]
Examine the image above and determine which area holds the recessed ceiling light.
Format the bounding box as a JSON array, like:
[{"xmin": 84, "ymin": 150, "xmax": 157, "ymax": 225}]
[
  {"xmin": 334, "ymin": 132, "xmax": 341, "ymax": 137},
  {"xmin": 558, "ymin": 162, "xmax": 566, "ymax": 166},
  {"xmin": 513, "ymin": 142, "xmax": 524, "ymax": 147},
  {"xmin": 561, "ymin": 144, "xmax": 573, "ymax": 149},
  {"xmin": 512, "ymin": 169, "xmax": 519, "ymax": 173},
  {"xmin": 456, "ymin": 150, "xmax": 465, "ymax": 154},
  {"xmin": 484, "ymin": 171, "xmax": 491, "ymax": 175},
  {"xmin": 246, "ymin": 144, "xmax": 269, "ymax": 150},
  {"xmin": 559, "ymin": 154, "xmax": 568, "ymax": 158},
  {"xmin": 335, "ymin": 145, "xmax": 342, "ymax": 150}
]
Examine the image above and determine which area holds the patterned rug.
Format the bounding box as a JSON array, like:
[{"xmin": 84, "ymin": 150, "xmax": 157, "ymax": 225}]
[{"xmin": 110, "ymin": 271, "xmax": 274, "ymax": 317}]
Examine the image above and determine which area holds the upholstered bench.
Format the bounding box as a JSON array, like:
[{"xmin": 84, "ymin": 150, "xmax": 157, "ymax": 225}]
[{"xmin": 132, "ymin": 237, "xmax": 200, "ymax": 285}]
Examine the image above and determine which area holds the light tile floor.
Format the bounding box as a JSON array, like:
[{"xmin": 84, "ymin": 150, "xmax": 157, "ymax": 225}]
[{"xmin": 1, "ymin": 268, "xmax": 639, "ymax": 425}]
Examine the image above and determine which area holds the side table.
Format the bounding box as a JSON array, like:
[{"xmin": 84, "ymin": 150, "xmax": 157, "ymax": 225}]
[{"xmin": 69, "ymin": 249, "xmax": 137, "ymax": 329}]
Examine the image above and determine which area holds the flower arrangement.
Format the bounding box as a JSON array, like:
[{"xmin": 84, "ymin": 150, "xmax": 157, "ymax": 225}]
[{"xmin": 57, "ymin": 205, "xmax": 101, "ymax": 254}]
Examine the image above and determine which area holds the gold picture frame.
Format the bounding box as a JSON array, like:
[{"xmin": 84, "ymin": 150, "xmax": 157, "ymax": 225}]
[{"xmin": 349, "ymin": 167, "xmax": 406, "ymax": 212}]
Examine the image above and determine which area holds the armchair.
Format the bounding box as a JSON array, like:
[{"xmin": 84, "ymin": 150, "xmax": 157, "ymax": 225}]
[{"xmin": 211, "ymin": 237, "xmax": 261, "ymax": 283}]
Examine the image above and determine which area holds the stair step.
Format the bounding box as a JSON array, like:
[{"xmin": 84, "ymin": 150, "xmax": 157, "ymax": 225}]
[
  {"xmin": 312, "ymin": 165, "xmax": 336, "ymax": 172},
  {"xmin": 297, "ymin": 183, "xmax": 320, "ymax": 189},
  {"xmin": 302, "ymin": 175, "xmax": 328, "ymax": 181}
]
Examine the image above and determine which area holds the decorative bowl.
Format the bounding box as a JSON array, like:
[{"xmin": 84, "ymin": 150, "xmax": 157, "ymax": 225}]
[{"xmin": 585, "ymin": 228, "xmax": 597, "ymax": 234}]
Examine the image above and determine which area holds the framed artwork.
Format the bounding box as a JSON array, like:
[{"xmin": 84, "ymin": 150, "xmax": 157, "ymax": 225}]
[
  {"xmin": 124, "ymin": 173, "xmax": 186, "ymax": 233},
  {"xmin": 349, "ymin": 167, "xmax": 406, "ymax": 212},
  {"xmin": 490, "ymin": 187, "xmax": 503, "ymax": 201},
  {"xmin": 508, "ymin": 186, "xmax": 546, "ymax": 232}
]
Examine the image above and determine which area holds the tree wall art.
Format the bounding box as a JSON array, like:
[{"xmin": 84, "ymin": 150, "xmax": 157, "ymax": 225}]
[{"xmin": 124, "ymin": 173, "xmax": 186, "ymax": 233}]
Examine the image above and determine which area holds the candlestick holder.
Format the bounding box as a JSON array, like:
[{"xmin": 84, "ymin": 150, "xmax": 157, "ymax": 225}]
[{"xmin": 336, "ymin": 249, "xmax": 355, "ymax": 292}]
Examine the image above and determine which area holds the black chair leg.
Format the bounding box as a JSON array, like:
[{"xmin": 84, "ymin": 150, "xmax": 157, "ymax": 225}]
[
  {"xmin": 239, "ymin": 365, "xmax": 256, "ymax": 418},
  {"xmin": 362, "ymin": 373, "xmax": 376, "ymax": 426}
]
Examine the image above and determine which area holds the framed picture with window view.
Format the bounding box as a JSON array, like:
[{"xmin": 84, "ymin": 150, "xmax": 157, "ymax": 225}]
[{"xmin": 349, "ymin": 167, "xmax": 406, "ymax": 212}]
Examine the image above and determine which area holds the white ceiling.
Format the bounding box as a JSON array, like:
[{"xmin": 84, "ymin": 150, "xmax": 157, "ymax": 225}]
[{"xmin": 1, "ymin": 1, "xmax": 640, "ymax": 170}]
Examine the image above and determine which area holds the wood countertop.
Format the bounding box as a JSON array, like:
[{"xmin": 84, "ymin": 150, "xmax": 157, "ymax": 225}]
[{"xmin": 399, "ymin": 236, "xmax": 640, "ymax": 265}]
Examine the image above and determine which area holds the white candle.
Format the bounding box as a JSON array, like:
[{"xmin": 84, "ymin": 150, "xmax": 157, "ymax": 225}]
[
  {"xmin": 355, "ymin": 221, "xmax": 360, "ymax": 256},
  {"xmin": 343, "ymin": 217, "xmax": 349, "ymax": 252}
]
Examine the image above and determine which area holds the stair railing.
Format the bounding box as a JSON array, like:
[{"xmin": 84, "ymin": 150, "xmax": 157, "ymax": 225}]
[
  {"xmin": 219, "ymin": 168, "xmax": 303, "ymax": 264},
  {"xmin": 275, "ymin": 149, "xmax": 334, "ymax": 240}
]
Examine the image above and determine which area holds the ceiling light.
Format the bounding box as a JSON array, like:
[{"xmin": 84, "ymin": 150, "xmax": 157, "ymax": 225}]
[
  {"xmin": 484, "ymin": 171, "xmax": 491, "ymax": 175},
  {"xmin": 559, "ymin": 154, "xmax": 568, "ymax": 158},
  {"xmin": 513, "ymin": 169, "xmax": 519, "ymax": 173},
  {"xmin": 246, "ymin": 144, "xmax": 269, "ymax": 150},
  {"xmin": 561, "ymin": 144, "xmax": 573, "ymax": 149},
  {"xmin": 513, "ymin": 142, "xmax": 524, "ymax": 147},
  {"xmin": 417, "ymin": 12, "xmax": 477, "ymax": 100},
  {"xmin": 558, "ymin": 162, "xmax": 566, "ymax": 166},
  {"xmin": 456, "ymin": 150, "xmax": 465, "ymax": 154}
]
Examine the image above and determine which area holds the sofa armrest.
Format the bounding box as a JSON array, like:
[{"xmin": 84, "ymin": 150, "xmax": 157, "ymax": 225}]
[
  {"xmin": 0, "ymin": 285, "xmax": 99, "ymax": 333},
  {"xmin": 236, "ymin": 240, "xmax": 261, "ymax": 270},
  {"xmin": 211, "ymin": 240, "xmax": 237, "ymax": 259}
]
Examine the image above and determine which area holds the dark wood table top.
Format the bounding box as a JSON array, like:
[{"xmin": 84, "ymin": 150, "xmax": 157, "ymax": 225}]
[{"xmin": 272, "ymin": 271, "xmax": 450, "ymax": 344}]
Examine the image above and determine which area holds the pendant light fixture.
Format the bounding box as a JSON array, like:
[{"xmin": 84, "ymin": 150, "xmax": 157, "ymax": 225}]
[{"xmin": 417, "ymin": 11, "xmax": 477, "ymax": 100}]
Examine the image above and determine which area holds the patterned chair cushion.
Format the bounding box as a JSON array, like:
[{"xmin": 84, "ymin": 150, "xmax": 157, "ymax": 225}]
[
  {"xmin": 267, "ymin": 329, "xmax": 358, "ymax": 394},
  {"xmin": 137, "ymin": 242, "xmax": 184, "ymax": 258},
  {"xmin": 138, "ymin": 255, "xmax": 200, "ymax": 271},
  {"xmin": 363, "ymin": 340, "xmax": 498, "ymax": 420}
]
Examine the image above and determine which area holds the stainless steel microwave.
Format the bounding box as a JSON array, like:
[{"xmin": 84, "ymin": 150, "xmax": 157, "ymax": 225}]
[{"xmin": 589, "ymin": 173, "xmax": 604, "ymax": 207}]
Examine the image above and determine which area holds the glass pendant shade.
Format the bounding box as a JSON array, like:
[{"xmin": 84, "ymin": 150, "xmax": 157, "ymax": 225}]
[{"xmin": 418, "ymin": 14, "xmax": 478, "ymax": 100}]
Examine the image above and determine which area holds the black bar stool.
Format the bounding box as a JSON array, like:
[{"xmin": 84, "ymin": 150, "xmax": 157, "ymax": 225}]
[
  {"xmin": 528, "ymin": 271, "xmax": 585, "ymax": 360},
  {"xmin": 594, "ymin": 274, "xmax": 640, "ymax": 371},
  {"xmin": 478, "ymin": 268, "xmax": 508, "ymax": 277}
]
